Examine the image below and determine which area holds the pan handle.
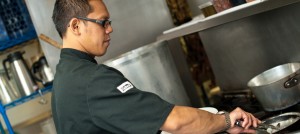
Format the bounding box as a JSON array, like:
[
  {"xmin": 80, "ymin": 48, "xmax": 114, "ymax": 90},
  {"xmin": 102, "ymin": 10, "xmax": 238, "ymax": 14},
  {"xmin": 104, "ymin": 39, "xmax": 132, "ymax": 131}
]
[
  {"xmin": 284, "ymin": 76, "xmax": 299, "ymax": 88},
  {"xmin": 235, "ymin": 120, "xmax": 277, "ymax": 131}
]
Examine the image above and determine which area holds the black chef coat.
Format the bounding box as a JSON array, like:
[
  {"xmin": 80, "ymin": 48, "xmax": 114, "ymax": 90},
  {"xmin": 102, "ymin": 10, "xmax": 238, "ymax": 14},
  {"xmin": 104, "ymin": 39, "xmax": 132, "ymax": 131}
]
[{"xmin": 52, "ymin": 48, "xmax": 174, "ymax": 134}]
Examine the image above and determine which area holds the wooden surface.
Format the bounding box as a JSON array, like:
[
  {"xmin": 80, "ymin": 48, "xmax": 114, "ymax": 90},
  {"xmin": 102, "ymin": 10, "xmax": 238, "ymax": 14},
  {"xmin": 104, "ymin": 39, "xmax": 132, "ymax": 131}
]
[{"xmin": 39, "ymin": 34, "xmax": 62, "ymax": 49}]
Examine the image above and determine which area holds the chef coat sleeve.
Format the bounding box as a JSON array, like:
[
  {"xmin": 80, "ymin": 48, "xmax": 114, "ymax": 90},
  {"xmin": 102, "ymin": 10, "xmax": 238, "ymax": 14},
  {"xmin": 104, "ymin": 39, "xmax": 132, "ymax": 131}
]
[{"xmin": 86, "ymin": 65, "xmax": 174, "ymax": 134}]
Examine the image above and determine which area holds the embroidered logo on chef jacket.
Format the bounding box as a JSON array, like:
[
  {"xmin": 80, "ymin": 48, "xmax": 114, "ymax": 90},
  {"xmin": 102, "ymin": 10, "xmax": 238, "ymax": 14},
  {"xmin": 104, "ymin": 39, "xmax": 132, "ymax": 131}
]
[{"xmin": 117, "ymin": 81, "xmax": 133, "ymax": 93}]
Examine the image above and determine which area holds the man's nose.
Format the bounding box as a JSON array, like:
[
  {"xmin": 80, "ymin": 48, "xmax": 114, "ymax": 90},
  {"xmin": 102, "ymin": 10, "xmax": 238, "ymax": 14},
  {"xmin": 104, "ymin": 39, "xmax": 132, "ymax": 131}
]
[{"xmin": 106, "ymin": 25, "xmax": 113, "ymax": 34}]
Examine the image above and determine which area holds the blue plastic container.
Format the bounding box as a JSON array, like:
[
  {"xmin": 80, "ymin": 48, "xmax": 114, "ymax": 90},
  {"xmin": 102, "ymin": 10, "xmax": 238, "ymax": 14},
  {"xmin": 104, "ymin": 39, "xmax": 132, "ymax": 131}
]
[
  {"xmin": 0, "ymin": 17, "xmax": 9, "ymax": 42},
  {"xmin": 0, "ymin": 0, "xmax": 37, "ymax": 51}
]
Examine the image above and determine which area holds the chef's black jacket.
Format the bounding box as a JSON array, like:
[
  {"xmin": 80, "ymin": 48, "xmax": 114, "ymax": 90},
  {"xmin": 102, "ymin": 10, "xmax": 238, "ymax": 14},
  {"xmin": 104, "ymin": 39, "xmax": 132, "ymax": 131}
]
[{"xmin": 52, "ymin": 48, "xmax": 174, "ymax": 134}]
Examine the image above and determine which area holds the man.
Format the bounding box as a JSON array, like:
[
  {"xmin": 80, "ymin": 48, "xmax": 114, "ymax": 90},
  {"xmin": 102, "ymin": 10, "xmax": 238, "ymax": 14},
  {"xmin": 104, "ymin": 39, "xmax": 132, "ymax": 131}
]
[{"xmin": 51, "ymin": 0, "xmax": 260, "ymax": 134}]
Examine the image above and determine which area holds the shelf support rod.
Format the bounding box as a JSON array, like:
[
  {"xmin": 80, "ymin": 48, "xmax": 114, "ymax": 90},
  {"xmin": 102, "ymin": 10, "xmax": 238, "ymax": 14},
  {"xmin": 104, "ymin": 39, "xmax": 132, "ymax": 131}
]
[{"xmin": 0, "ymin": 102, "xmax": 14, "ymax": 134}]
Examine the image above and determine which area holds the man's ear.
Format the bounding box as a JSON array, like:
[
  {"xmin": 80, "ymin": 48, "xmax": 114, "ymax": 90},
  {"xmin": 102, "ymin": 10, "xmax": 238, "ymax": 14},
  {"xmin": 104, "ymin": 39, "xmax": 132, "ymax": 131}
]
[{"xmin": 68, "ymin": 18, "xmax": 81, "ymax": 35}]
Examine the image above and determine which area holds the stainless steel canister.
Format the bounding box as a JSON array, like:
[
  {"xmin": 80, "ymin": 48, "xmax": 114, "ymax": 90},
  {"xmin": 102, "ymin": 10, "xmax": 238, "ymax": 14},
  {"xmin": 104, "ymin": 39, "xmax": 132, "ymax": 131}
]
[
  {"xmin": 248, "ymin": 63, "xmax": 300, "ymax": 111},
  {"xmin": 0, "ymin": 70, "xmax": 21, "ymax": 104},
  {"xmin": 3, "ymin": 51, "xmax": 38, "ymax": 96}
]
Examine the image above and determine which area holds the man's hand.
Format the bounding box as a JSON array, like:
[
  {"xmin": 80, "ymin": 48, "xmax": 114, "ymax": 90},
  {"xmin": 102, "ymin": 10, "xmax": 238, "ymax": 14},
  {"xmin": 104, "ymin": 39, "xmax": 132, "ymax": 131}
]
[{"xmin": 227, "ymin": 107, "xmax": 261, "ymax": 134}]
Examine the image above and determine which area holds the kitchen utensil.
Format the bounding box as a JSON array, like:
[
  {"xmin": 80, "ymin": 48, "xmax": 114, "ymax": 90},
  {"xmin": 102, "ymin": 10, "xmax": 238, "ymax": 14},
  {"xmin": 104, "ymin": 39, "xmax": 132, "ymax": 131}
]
[
  {"xmin": 247, "ymin": 63, "xmax": 300, "ymax": 111},
  {"xmin": 3, "ymin": 51, "xmax": 38, "ymax": 96},
  {"xmin": 262, "ymin": 112, "xmax": 300, "ymax": 133},
  {"xmin": 235, "ymin": 112, "xmax": 300, "ymax": 134},
  {"xmin": 0, "ymin": 70, "xmax": 21, "ymax": 104},
  {"xmin": 235, "ymin": 120, "xmax": 278, "ymax": 132},
  {"xmin": 31, "ymin": 56, "xmax": 54, "ymax": 86}
]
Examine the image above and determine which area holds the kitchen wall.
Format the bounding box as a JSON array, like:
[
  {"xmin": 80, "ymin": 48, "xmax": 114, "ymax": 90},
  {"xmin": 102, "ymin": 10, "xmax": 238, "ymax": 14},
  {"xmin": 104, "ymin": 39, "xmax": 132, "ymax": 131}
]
[{"xmin": 100, "ymin": 1, "xmax": 175, "ymax": 63}]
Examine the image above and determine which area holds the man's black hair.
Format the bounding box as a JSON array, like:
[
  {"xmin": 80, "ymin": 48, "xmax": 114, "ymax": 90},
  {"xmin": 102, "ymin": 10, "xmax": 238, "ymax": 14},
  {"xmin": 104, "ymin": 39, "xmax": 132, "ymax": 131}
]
[{"xmin": 52, "ymin": 0, "xmax": 92, "ymax": 38}]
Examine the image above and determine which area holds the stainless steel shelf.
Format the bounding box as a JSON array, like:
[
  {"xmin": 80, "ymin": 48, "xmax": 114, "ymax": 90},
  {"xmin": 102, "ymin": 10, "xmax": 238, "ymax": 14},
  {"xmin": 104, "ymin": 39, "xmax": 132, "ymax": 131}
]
[
  {"xmin": 157, "ymin": 0, "xmax": 300, "ymax": 41},
  {"xmin": 0, "ymin": 85, "xmax": 52, "ymax": 134},
  {"xmin": 3, "ymin": 85, "xmax": 52, "ymax": 110}
]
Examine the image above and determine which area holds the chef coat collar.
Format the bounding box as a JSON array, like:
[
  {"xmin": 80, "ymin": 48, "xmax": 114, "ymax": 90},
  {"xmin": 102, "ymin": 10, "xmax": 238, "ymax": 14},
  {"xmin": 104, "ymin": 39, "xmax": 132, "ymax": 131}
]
[{"xmin": 61, "ymin": 48, "xmax": 98, "ymax": 64}]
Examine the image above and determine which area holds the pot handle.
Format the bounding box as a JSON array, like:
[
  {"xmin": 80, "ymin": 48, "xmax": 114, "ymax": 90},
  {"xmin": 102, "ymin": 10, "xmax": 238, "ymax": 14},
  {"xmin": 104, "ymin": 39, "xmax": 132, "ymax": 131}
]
[{"xmin": 284, "ymin": 77, "xmax": 299, "ymax": 88}]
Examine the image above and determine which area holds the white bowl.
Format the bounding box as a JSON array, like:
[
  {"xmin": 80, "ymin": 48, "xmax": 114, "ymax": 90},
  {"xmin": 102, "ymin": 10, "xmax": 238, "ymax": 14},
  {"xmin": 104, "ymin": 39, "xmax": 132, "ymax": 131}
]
[{"xmin": 199, "ymin": 107, "xmax": 218, "ymax": 114}]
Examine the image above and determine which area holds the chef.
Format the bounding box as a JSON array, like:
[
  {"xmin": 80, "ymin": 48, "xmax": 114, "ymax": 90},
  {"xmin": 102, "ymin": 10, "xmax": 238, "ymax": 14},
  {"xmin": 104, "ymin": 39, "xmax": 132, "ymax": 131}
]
[{"xmin": 51, "ymin": 0, "xmax": 260, "ymax": 133}]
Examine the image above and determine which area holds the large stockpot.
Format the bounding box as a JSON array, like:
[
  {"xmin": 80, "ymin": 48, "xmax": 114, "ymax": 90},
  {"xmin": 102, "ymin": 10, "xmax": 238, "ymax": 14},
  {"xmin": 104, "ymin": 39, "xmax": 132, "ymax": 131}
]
[
  {"xmin": 104, "ymin": 41, "xmax": 191, "ymax": 106},
  {"xmin": 247, "ymin": 63, "xmax": 300, "ymax": 111}
]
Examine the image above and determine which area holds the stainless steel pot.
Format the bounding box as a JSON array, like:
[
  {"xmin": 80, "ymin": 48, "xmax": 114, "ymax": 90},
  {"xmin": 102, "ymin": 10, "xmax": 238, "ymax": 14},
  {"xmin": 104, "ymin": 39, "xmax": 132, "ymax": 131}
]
[
  {"xmin": 104, "ymin": 41, "xmax": 191, "ymax": 106},
  {"xmin": 247, "ymin": 63, "xmax": 300, "ymax": 111}
]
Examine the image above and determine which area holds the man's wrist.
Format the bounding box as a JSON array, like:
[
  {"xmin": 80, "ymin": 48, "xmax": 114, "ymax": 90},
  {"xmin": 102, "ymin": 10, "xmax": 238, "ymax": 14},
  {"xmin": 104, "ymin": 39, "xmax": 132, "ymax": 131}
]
[{"xmin": 217, "ymin": 111, "xmax": 231, "ymax": 132}]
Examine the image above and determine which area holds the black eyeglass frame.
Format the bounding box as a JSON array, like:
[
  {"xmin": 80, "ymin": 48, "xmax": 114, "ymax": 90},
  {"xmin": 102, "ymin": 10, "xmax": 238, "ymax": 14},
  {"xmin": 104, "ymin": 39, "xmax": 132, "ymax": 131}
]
[{"xmin": 76, "ymin": 16, "xmax": 111, "ymax": 28}]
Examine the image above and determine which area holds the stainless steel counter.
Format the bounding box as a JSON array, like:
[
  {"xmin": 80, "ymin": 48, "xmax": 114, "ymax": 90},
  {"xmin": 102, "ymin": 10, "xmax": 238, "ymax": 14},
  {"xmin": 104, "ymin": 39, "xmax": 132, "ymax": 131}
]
[{"xmin": 157, "ymin": 0, "xmax": 300, "ymax": 41}]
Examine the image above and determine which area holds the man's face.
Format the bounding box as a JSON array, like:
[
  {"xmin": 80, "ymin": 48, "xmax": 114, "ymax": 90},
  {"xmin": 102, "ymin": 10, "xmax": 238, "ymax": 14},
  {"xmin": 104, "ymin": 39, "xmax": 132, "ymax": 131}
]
[{"xmin": 79, "ymin": 0, "xmax": 113, "ymax": 57}]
